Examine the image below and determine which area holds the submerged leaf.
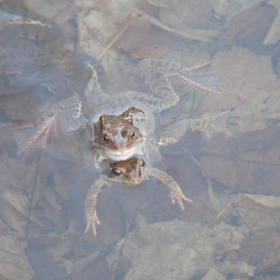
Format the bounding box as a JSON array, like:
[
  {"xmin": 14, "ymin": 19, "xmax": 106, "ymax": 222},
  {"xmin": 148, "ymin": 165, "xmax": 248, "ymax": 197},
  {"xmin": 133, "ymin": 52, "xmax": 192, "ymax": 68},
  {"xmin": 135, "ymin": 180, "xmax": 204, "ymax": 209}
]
[
  {"xmin": 234, "ymin": 193, "xmax": 280, "ymax": 233},
  {"xmin": 198, "ymin": 46, "xmax": 278, "ymax": 114},
  {"xmin": 0, "ymin": 235, "xmax": 34, "ymax": 280},
  {"xmin": 200, "ymin": 127, "xmax": 280, "ymax": 196}
]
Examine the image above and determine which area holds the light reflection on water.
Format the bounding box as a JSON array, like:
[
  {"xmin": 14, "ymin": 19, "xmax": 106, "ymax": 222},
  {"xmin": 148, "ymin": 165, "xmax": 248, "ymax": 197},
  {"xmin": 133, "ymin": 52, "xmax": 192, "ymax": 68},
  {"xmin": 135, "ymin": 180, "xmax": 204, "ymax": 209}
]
[{"xmin": 0, "ymin": 0, "xmax": 280, "ymax": 279}]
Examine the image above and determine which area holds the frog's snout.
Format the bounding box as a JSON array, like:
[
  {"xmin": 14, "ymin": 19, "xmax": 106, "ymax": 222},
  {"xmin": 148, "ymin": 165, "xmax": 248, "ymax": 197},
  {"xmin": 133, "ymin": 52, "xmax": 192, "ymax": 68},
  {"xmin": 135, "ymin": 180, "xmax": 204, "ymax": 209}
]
[
  {"xmin": 115, "ymin": 140, "xmax": 125, "ymax": 153},
  {"xmin": 130, "ymin": 170, "xmax": 140, "ymax": 183}
]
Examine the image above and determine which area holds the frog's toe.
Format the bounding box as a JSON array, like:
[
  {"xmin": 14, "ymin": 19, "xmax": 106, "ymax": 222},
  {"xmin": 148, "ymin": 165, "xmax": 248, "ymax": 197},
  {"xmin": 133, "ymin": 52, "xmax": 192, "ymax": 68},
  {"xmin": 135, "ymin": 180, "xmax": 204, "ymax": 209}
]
[
  {"xmin": 84, "ymin": 211, "xmax": 100, "ymax": 235},
  {"xmin": 182, "ymin": 195, "xmax": 193, "ymax": 203},
  {"xmin": 12, "ymin": 124, "xmax": 44, "ymax": 155},
  {"xmin": 170, "ymin": 192, "xmax": 192, "ymax": 210},
  {"xmin": 174, "ymin": 196, "xmax": 186, "ymax": 210},
  {"xmin": 172, "ymin": 196, "xmax": 185, "ymax": 210}
]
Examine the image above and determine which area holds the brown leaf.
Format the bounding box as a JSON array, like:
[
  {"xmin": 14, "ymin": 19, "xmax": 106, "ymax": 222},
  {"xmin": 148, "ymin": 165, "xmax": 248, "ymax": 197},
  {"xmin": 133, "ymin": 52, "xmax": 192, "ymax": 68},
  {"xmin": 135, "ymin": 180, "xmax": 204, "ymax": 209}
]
[
  {"xmin": 241, "ymin": 227, "xmax": 280, "ymax": 272},
  {"xmin": 110, "ymin": 1, "xmax": 220, "ymax": 42},
  {"xmin": 219, "ymin": 3, "xmax": 277, "ymax": 50},
  {"xmin": 77, "ymin": 9, "xmax": 118, "ymax": 59},
  {"xmin": 198, "ymin": 46, "xmax": 278, "ymax": 114},
  {"xmin": 212, "ymin": 46, "xmax": 278, "ymax": 101},
  {"xmin": 226, "ymin": 89, "xmax": 280, "ymax": 135},
  {"xmin": 116, "ymin": 26, "xmax": 170, "ymax": 59},
  {"xmin": 200, "ymin": 127, "xmax": 280, "ymax": 196},
  {"xmin": 159, "ymin": 0, "xmax": 220, "ymax": 34},
  {"xmin": 234, "ymin": 193, "xmax": 280, "ymax": 232},
  {"xmin": 0, "ymin": 235, "xmax": 34, "ymax": 280}
]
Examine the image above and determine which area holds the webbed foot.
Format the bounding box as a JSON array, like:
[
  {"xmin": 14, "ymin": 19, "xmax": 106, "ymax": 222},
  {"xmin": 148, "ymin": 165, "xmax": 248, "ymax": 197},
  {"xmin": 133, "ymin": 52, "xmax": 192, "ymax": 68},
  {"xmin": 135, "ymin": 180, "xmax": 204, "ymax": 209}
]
[
  {"xmin": 149, "ymin": 167, "xmax": 192, "ymax": 210},
  {"xmin": 84, "ymin": 207, "xmax": 100, "ymax": 235},
  {"xmin": 11, "ymin": 96, "xmax": 83, "ymax": 155},
  {"xmin": 169, "ymin": 186, "xmax": 192, "ymax": 210}
]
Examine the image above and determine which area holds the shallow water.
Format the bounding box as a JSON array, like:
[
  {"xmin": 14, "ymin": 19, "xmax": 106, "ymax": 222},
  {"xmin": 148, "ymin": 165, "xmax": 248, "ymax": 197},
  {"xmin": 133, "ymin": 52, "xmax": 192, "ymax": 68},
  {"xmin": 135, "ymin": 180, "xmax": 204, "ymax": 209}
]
[{"xmin": 0, "ymin": 0, "xmax": 280, "ymax": 279}]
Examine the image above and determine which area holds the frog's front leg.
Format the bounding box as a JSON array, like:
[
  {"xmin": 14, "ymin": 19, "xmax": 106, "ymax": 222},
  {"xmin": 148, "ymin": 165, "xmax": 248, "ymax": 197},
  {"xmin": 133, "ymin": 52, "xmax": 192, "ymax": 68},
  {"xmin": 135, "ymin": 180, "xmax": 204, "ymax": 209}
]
[
  {"xmin": 149, "ymin": 167, "xmax": 192, "ymax": 210},
  {"xmin": 12, "ymin": 96, "xmax": 84, "ymax": 155},
  {"xmin": 158, "ymin": 111, "xmax": 232, "ymax": 146},
  {"xmin": 84, "ymin": 178, "xmax": 106, "ymax": 235}
]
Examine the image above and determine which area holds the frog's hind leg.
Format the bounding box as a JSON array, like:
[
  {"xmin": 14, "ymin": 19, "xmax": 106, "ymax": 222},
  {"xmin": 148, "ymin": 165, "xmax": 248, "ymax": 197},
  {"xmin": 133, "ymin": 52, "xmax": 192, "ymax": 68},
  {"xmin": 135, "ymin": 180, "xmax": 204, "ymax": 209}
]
[
  {"xmin": 11, "ymin": 110, "xmax": 60, "ymax": 155},
  {"xmin": 59, "ymin": 96, "xmax": 86, "ymax": 132},
  {"xmin": 149, "ymin": 167, "xmax": 192, "ymax": 210},
  {"xmin": 158, "ymin": 111, "xmax": 232, "ymax": 146},
  {"xmin": 139, "ymin": 58, "xmax": 179, "ymax": 111},
  {"xmin": 139, "ymin": 58, "xmax": 225, "ymax": 100},
  {"xmin": 39, "ymin": 65, "xmax": 73, "ymax": 97},
  {"xmin": 11, "ymin": 96, "xmax": 83, "ymax": 155}
]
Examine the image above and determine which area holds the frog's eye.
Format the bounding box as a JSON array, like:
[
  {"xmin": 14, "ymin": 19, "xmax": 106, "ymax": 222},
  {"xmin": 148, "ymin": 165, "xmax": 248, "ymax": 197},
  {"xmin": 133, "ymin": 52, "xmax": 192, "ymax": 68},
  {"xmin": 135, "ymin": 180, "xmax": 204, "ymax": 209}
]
[
  {"xmin": 129, "ymin": 132, "xmax": 135, "ymax": 140},
  {"xmin": 112, "ymin": 168, "xmax": 122, "ymax": 176},
  {"xmin": 103, "ymin": 135, "xmax": 110, "ymax": 143},
  {"xmin": 140, "ymin": 159, "xmax": 145, "ymax": 167}
]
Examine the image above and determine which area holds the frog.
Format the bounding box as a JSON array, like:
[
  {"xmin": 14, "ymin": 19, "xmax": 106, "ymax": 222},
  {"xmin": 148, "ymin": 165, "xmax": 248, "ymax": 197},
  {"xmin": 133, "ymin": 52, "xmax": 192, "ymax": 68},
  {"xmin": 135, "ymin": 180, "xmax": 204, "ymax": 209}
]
[
  {"xmin": 12, "ymin": 56, "xmax": 228, "ymax": 159},
  {"xmin": 82, "ymin": 108, "xmax": 231, "ymax": 235},
  {"xmin": 0, "ymin": 9, "xmax": 72, "ymax": 97},
  {"xmin": 84, "ymin": 155, "xmax": 192, "ymax": 235},
  {"xmin": 11, "ymin": 54, "xmax": 230, "ymax": 236},
  {"xmin": 89, "ymin": 106, "xmax": 148, "ymax": 161}
]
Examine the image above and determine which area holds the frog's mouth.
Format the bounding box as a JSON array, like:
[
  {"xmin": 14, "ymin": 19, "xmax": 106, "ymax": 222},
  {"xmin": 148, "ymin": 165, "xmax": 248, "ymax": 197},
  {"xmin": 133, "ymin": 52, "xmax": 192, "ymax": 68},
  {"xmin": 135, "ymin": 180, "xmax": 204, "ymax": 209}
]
[{"xmin": 95, "ymin": 140, "xmax": 145, "ymax": 161}]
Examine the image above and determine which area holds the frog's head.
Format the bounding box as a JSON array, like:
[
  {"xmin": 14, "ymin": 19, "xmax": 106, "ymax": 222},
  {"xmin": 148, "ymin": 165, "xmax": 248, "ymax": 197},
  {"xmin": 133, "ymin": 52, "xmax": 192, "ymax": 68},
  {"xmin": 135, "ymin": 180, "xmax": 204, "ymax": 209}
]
[
  {"xmin": 107, "ymin": 157, "xmax": 148, "ymax": 185},
  {"xmin": 94, "ymin": 111, "xmax": 145, "ymax": 161}
]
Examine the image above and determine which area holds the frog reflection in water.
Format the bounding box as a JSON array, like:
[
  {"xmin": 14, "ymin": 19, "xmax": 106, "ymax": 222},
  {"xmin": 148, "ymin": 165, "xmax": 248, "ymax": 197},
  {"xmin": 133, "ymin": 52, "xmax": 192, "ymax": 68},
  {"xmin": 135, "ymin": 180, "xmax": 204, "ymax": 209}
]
[{"xmin": 7, "ymin": 13, "xmax": 230, "ymax": 234}]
